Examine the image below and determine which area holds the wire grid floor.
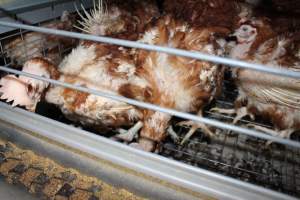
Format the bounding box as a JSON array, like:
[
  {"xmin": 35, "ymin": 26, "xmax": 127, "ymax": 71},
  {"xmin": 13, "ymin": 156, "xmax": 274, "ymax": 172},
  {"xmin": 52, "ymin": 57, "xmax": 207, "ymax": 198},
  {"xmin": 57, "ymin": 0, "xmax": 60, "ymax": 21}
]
[
  {"xmin": 0, "ymin": 23, "xmax": 299, "ymax": 199},
  {"xmin": 159, "ymin": 78, "xmax": 300, "ymax": 198}
]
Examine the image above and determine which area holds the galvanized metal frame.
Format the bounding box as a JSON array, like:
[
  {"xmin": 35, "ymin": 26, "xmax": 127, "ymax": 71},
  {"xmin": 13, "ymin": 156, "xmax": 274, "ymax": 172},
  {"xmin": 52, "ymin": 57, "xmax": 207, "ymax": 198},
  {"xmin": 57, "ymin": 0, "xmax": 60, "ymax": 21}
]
[
  {"xmin": 0, "ymin": 102, "xmax": 297, "ymax": 200},
  {"xmin": 0, "ymin": 0, "xmax": 94, "ymax": 33}
]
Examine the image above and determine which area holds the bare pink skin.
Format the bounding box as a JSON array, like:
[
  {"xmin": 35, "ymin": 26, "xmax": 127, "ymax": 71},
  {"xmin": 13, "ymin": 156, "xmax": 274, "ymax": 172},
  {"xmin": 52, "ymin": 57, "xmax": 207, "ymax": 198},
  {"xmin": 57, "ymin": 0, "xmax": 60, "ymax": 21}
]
[
  {"xmin": 0, "ymin": 58, "xmax": 54, "ymax": 111},
  {"xmin": 0, "ymin": 75, "xmax": 34, "ymax": 110}
]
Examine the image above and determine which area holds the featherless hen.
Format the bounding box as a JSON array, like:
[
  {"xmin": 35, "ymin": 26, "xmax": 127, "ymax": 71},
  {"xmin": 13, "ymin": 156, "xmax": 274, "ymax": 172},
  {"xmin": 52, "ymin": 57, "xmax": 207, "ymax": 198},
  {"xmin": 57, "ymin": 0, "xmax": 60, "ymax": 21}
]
[
  {"xmin": 0, "ymin": 0, "xmax": 160, "ymax": 137},
  {"xmin": 211, "ymin": 18, "xmax": 300, "ymax": 142},
  {"xmin": 0, "ymin": 58, "xmax": 59, "ymax": 111},
  {"xmin": 75, "ymin": 0, "xmax": 159, "ymax": 39},
  {"xmin": 0, "ymin": 43, "xmax": 146, "ymax": 136},
  {"xmin": 120, "ymin": 16, "xmax": 225, "ymax": 151}
]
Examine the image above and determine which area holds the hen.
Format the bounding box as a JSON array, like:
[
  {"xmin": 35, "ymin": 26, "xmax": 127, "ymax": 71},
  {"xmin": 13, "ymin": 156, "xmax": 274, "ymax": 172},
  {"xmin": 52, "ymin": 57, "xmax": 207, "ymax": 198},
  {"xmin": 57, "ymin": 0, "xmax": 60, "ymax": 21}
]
[
  {"xmin": 0, "ymin": 58, "xmax": 59, "ymax": 111},
  {"xmin": 121, "ymin": 16, "xmax": 225, "ymax": 151},
  {"xmin": 163, "ymin": 0, "xmax": 248, "ymax": 32},
  {"xmin": 4, "ymin": 11, "xmax": 76, "ymax": 67},
  {"xmin": 75, "ymin": 0, "xmax": 159, "ymax": 39},
  {"xmin": 212, "ymin": 18, "xmax": 300, "ymax": 141},
  {"xmin": 44, "ymin": 41, "xmax": 146, "ymax": 133},
  {"xmin": 0, "ymin": 43, "xmax": 146, "ymax": 135},
  {"xmin": 0, "ymin": 1, "xmax": 159, "ymax": 138}
]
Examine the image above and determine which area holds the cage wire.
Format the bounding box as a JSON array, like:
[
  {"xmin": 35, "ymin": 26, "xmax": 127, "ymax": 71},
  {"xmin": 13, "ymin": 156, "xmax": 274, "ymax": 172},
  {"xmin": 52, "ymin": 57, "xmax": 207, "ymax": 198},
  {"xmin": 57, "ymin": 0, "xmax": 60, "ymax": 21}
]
[{"xmin": 0, "ymin": 10, "xmax": 300, "ymax": 198}]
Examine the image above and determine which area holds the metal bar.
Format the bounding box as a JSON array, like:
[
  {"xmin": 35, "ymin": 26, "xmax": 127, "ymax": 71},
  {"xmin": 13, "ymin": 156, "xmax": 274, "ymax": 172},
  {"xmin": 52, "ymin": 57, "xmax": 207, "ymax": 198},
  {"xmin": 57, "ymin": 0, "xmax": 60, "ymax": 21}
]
[
  {"xmin": 0, "ymin": 21, "xmax": 300, "ymax": 79},
  {"xmin": 1, "ymin": 65, "xmax": 300, "ymax": 149},
  {"xmin": 0, "ymin": 119, "xmax": 200, "ymax": 200},
  {"xmin": 0, "ymin": 41, "xmax": 7, "ymax": 65},
  {"xmin": 0, "ymin": 101, "xmax": 297, "ymax": 200},
  {"xmin": 0, "ymin": 0, "xmax": 81, "ymax": 16},
  {"xmin": 0, "ymin": 7, "xmax": 32, "ymax": 25}
]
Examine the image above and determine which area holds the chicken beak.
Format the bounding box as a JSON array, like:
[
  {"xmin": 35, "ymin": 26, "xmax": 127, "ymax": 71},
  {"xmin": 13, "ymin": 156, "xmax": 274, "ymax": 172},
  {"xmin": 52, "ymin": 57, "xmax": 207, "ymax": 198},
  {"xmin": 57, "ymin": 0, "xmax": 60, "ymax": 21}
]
[{"xmin": 225, "ymin": 34, "xmax": 238, "ymax": 42}]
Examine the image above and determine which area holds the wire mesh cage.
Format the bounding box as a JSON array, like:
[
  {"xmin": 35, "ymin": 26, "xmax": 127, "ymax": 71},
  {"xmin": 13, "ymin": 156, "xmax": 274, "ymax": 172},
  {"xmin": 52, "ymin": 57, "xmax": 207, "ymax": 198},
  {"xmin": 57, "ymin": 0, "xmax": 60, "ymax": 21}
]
[{"xmin": 0, "ymin": 0, "xmax": 300, "ymax": 199}]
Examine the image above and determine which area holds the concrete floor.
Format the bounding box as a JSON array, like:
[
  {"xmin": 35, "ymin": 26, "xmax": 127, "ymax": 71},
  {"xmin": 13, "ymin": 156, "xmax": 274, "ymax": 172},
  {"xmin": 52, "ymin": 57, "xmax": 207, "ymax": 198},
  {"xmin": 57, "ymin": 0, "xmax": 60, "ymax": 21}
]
[{"xmin": 0, "ymin": 177, "xmax": 38, "ymax": 200}]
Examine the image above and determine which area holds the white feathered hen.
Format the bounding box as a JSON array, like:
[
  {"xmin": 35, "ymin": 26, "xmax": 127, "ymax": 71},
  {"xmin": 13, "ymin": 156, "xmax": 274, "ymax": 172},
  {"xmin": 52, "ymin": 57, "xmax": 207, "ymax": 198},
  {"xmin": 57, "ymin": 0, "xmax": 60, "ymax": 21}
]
[{"xmin": 4, "ymin": 11, "xmax": 76, "ymax": 66}]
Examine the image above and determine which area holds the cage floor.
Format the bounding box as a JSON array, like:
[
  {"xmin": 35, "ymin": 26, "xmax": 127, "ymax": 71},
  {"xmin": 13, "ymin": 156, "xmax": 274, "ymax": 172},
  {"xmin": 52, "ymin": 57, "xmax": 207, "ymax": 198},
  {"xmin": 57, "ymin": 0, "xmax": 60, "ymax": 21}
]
[{"xmin": 158, "ymin": 77, "xmax": 300, "ymax": 198}]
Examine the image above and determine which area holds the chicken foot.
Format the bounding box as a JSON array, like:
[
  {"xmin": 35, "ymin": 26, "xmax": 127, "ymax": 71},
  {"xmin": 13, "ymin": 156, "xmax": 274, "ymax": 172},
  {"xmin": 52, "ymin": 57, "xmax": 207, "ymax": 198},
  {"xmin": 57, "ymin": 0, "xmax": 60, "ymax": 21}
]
[
  {"xmin": 210, "ymin": 106, "xmax": 254, "ymax": 124},
  {"xmin": 247, "ymin": 124, "xmax": 295, "ymax": 145},
  {"xmin": 166, "ymin": 126, "xmax": 180, "ymax": 143},
  {"xmin": 128, "ymin": 126, "xmax": 181, "ymax": 152},
  {"xmin": 114, "ymin": 121, "xmax": 143, "ymax": 142},
  {"xmin": 177, "ymin": 111, "xmax": 214, "ymax": 145}
]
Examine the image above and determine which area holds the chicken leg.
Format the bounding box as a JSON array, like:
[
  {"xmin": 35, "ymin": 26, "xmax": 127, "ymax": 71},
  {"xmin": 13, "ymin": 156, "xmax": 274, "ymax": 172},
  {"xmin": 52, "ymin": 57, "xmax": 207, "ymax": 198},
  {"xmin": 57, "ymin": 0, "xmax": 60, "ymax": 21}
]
[
  {"xmin": 247, "ymin": 124, "xmax": 295, "ymax": 145},
  {"xmin": 114, "ymin": 121, "xmax": 143, "ymax": 142},
  {"xmin": 178, "ymin": 111, "xmax": 214, "ymax": 145},
  {"xmin": 210, "ymin": 106, "xmax": 254, "ymax": 124},
  {"xmin": 167, "ymin": 126, "xmax": 180, "ymax": 143}
]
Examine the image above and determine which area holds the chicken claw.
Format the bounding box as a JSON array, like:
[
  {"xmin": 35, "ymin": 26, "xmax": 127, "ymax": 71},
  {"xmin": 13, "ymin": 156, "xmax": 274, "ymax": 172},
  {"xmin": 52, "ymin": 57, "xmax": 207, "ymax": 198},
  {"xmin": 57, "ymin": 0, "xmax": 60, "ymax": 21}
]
[
  {"xmin": 114, "ymin": 121, "xmax": 143, "ymax": 142},
  {"xmin": 167, "ymin": 126, "xmax": 180, "ymax": 143},
  {"xmin": 247, "ymin": 124, "xmax": 295, "ymax": 146},
  {"xmin": 210, "ymin": 106, "xmax": 254, "ymax": 124},
  {"xmin": 178, "ymin": 120, "xmax": 214, "ymax": 145}
]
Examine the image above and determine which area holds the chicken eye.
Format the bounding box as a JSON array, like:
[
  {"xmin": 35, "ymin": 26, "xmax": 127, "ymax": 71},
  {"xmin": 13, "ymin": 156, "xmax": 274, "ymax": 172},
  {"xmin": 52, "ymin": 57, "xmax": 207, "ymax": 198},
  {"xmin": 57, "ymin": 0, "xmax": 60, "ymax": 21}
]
[{"xmin": 242, "ymin": 26, "xmax": 248, "ymax": 32}]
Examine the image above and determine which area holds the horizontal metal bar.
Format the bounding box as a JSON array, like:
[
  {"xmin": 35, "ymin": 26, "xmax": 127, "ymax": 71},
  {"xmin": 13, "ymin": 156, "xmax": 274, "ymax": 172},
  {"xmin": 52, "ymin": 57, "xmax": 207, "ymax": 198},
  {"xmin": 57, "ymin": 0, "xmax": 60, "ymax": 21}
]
[
  {"xmin": 1, "ymin": 65, "xmax": 300, "ymax": 149},
  {"xmin": 0, "ymin": 102, "xmax": 297, "ymax": 200},
  {"xmin": 0, "ymin": 0, "xmax": 79, "ymax": 14},
  {"xmin": 0, "ymin": 21, "xmax": 300, "ymax": 79},
  {"xmin": 0, "ymin": 109, "xmax": 200, "ymax": 200}
]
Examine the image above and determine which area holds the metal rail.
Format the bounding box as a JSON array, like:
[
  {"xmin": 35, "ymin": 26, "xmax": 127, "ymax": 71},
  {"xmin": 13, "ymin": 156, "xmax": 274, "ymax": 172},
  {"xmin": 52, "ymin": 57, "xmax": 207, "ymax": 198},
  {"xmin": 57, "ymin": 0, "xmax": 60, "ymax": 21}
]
[
  {"xmin": 1, "ymin": 64, "xmax": 300, "ymax": 149},
  {"xmin": 0, "ymin": 21, "xmax": 300, "ymax": 79},
  {"xmin": 0, "ymin": 102, "xmax": 297, "ymax": 200}
]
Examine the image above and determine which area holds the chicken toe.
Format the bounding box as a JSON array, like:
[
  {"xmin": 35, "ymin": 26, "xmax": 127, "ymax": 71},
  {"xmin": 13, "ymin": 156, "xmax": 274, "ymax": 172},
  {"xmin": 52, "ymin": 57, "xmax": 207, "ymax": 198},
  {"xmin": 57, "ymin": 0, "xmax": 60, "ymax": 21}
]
[
  {"xmin": 114, "ymin": 121, "xmax": 143, "ymax": 142},
  {"xmin": 167, "ymin": 126, "xmax": 180, "ymax": 143},
  {"xmin": 210, "ymin": 106, "xmax": 254, "ymax": 124},
  {"xmin": 247, "ymin": 124, "xmax": 295, "ymax": 145},
  {"xmin": 210, "ymin": 107, "xmax": 236, "ymax": 115},
  {"xmin": 178, "ymin": 121, "xmax": 214, "ymax": 145}
]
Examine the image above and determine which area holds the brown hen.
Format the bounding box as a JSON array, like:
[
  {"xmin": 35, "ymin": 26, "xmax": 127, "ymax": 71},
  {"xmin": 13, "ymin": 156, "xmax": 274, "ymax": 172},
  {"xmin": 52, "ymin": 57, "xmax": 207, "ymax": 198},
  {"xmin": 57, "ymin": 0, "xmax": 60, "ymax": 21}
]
[
  {"xmin": 163, "ymin": 0, "xmax": 245, "ymax": 32},
  {"xmin": 121, "ymin": 16, "xmax": 225, "ymax": 151},
  {"xmin": 0, "ymin": 1, "xmax": 158, "ymax": 138},
  {"xmin": 212, "ymin": 18, "xmax": 300, "ymax": 141}
]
